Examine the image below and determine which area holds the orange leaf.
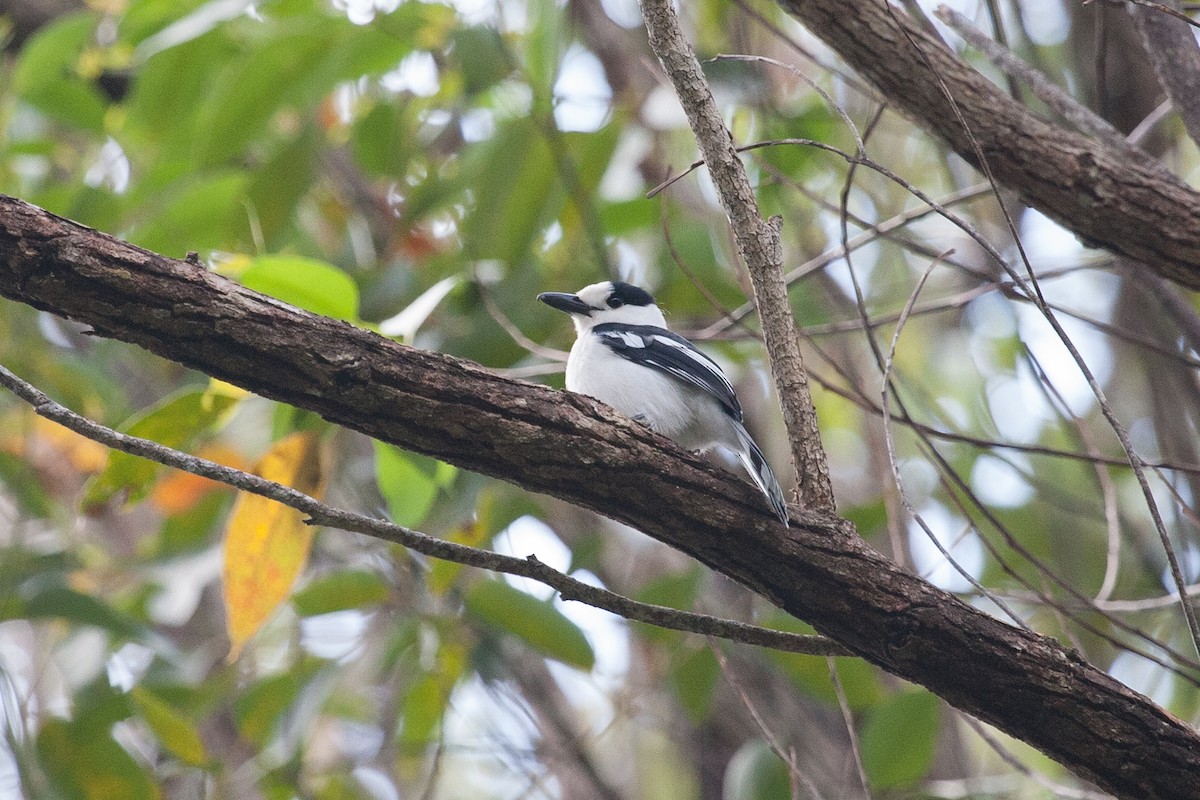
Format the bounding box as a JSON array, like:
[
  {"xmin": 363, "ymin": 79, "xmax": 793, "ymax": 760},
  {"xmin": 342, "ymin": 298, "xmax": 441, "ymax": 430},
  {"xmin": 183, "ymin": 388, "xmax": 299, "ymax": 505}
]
[
  {"xmin": 222, "ymin": 432, "xmax": 325, "ymax": 659},
  {"xmin": 150, "ymin": 444, "xmax": 246, "ymax": 516}
]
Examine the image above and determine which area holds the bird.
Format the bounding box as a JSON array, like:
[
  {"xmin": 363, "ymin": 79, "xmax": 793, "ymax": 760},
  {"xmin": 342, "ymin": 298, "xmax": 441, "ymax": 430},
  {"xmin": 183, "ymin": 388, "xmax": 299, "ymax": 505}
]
[{"xmin": 538, "ymin": 280, "xmax": 789, "ymax": 525}]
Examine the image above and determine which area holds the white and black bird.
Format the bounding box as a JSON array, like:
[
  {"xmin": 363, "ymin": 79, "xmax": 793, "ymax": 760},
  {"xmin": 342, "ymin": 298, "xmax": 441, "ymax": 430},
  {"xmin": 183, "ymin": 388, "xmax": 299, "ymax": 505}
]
[{"xmin": 538, "ymin": 281, "xmax": 789, "ymax": 525}]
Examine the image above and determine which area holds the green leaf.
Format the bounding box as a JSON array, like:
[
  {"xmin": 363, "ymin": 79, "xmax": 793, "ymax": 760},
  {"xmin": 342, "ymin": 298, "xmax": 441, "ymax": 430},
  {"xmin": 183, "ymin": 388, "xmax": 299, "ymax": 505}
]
[
  {"xmin": 315, "ymin": 16, "xmax": 424, "ymax": 85},
  {"xmin": 723, "ymin": 740, "xmax": 791, "ymax": 800},
  {"xmin": 21, "ymin": 80, "xmax": 108, "ymax": 134},
  {"xmin": 449, "ymin": 26, "xmax": 515, "ymax": 96},
  {"xmin": 293, "ymin": 570, "xmax": 390, "ymax": 616},
  {"xmin": 240, "ymin": 255, "xmax": 360, "ymax": 321},
  {"xmin": 636, "ymin": 569, "xmax": 702, "ymax": 608},
  {"xmin": 465, "ymin": 579, "xmax": 595, "ymax": 670},
  {"xmin": 233, "ymin": 672, "xmax": 303, "ymax": 747},
  {"xmin": 84, "ymin": 386, "xmax": 238, "ymax": 507},
  {"xmin": 152, "ymin": 489, "xmax": 228, "ymax": 558},
  {"xmin": 762, "ymin": 614, "xmax": 884, "ymax": 710},
  {"xmin": 124, "ymin": 32, "xmax": 239, "ymax": 159},
  {"xmin": 129, "ymin": 171, "xmax": 252, "ymax": 255},
  {"xmin": 37, "ymin": 717, "xmax": 156, "ymax": 800},
  {"xmin": 460, "ymin": 118, "xmax": 560, "ymax": 264},
  {"xmin": 12, "ymin": 13, "xmax": 96, "ymax": 94},
  {"xmin": 10, "ymin": 12, "xmax": 107, "ymax": 133},
  {"xmin": 20, "ymin": 585, "xmax": 143, "ymax": 638},
  {"xmin": 193, "ymin": 30, "xmax": 330, "ymax": 165},
  {"xmin": 670, "ymin": 647, "xmax": 719, "ymax": 723},
  {"xmin": 841, "ymin": 499, "xmax": 888, "ymax": 540},
  {"xmin": 246, "ymin": 131, "xmax": 319, "ymax": 248},
  {"xmin": 780, "ymin": 652, "xmax": 884, "ymax": 709},
  {"xmin": 129, "ymin": 686, "xmax": 208, "ymax": 766},
  {"xmin": 0, "ymin": 452, "xmax": 54, "ymax": 517},
  {"xmin": 352, "ymin": 102, "xmax": 413, "ymax": 177},
  {"xmin": 860, "ymin": 690, "xmax": 941, "ymax": 790},
  {"xmin": 374, "ymin": 442, "xmax": 439, "ymax": 528},
  {"xmin": 632, "ymin": 569, "xmax": 701, "ymax": 644},
  {"xmin": 72, "ymin": 677, "xmax": 134, "ymax": 732},
  {"xmin": 399, "ymin": 675, "xmax": 449, "ymax": 746}
]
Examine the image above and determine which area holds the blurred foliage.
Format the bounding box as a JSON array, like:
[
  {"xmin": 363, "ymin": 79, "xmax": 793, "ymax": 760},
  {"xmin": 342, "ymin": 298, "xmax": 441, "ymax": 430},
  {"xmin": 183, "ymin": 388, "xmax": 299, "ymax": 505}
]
[{"xmin": 0, "ymin": 0, "xmax": 1198, "ymax": 798}]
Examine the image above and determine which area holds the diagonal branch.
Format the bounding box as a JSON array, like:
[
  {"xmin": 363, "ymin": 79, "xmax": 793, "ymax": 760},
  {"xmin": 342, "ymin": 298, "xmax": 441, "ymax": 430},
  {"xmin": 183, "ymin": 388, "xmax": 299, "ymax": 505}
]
[
  {"xmin": 0, "ymin": 361, "xmax": 845, "ymax": 656},
  {"xmin": 0, "ymin": 194, "xmax": 1198, "ymax": 798}
]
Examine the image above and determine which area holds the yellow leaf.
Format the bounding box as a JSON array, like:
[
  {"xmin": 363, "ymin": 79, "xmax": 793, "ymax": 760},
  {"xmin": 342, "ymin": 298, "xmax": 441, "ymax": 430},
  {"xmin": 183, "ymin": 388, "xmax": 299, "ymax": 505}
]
[
  {"xmin": 222, "ymin": 432, "xmax": 325, "ymax": 659},
  {"xmin": 207, "ymin": 378, "xmax": 249, "ymax": 402}
]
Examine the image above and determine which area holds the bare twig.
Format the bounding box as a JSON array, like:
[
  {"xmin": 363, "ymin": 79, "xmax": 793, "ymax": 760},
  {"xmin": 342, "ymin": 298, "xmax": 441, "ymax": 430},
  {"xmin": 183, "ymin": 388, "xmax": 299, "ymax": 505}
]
[
  {"xmin": 878, "ymin": 253, "xmax": 1030, "ymax": 628},
  {"xmin": 1119, "ymin": 0, "xmax": 1200, "ymax": 29},
  {"xmin": 826, "ymin": 657, "xmax": 870, "ymax": 799},
  {"xmin": 476, "ymin": 273, "xmax": 568, "ymax": 361},
  {"xmin": 795, "ymin": 7, "xmax": 1200, "ymax": 654},
  {"xmin": 0, "ymin": 362, "xmax": 847, "ymax": 658},
  {"xmin": 712, "ymin": 644, "xmax": 825, "ymax": 800},
  {"xmin": 957, "ymin": 714, "xmax": 1115, "ymax": 800}
]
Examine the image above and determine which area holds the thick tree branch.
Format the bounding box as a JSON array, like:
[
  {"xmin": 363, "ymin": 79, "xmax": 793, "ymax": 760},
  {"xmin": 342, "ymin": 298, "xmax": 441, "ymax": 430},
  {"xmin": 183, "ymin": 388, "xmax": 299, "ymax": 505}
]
[
  {"xmin": 1, "ymin": 196, "xmax": 1199, "ymax": 797},
  {"xmin": 641, "ymin": 0, "xmax": 836, "ymax": 511},
  {"xmin": 774, "ymin": 0, "xmax": 1200, "ymax": 291},
  {"xmin": 0, "ymin": 361, "xmax": 845, "ymax": 657}
]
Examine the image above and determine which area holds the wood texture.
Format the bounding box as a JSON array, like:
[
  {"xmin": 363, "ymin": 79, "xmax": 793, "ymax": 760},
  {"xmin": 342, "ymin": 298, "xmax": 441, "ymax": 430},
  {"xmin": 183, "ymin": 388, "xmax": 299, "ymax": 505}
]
[{"xmin": 0, "ymin": 194, "xmax": 1197, "ymax": 798}]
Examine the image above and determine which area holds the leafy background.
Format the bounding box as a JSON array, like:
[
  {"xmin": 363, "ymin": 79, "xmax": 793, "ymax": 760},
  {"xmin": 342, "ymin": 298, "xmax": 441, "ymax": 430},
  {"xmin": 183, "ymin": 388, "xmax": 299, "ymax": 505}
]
[{"xmin": 0, "ymin": 0, "xmax": 1197, "ymax": 798}]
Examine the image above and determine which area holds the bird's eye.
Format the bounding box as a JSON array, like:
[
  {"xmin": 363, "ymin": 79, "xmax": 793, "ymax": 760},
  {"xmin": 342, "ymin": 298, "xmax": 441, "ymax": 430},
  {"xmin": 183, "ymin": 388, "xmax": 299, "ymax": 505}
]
[{"xmin": 607, "ymin": 297, "xmax": 624, "ymax": 308}]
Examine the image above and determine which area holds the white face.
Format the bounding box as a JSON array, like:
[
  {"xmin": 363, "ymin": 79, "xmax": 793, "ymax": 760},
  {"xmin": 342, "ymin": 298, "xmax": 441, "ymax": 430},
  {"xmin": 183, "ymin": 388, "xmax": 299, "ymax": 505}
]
[
  {"xmin": 570, "ymin": 282, "xmax": 667, "ymax": 331},
  {"xmin": 574, "ymin": 281, "xmax": 619, "ymax": 309}
]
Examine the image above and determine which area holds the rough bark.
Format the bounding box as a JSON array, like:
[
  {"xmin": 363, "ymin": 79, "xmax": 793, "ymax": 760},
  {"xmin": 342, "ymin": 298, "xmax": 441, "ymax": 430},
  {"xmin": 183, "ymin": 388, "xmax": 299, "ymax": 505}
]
[
  {"xmin": 642, "ymin": 0, "xmax": 836, "ymax": 512},
  {"xmin": 0, "ymin": 195, "xmax": 1197, "ymax": 798},
  {"xmin": 774, "ymin": 0, "xmax": 1200, "ymax": 291}
]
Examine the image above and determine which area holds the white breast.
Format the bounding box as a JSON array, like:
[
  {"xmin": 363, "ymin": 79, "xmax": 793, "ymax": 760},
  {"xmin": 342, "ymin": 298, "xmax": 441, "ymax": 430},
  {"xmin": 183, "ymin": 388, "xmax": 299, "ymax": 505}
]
[{"xmin": 566, "ymin": 335, "xmax": 739, "ymax": 452}]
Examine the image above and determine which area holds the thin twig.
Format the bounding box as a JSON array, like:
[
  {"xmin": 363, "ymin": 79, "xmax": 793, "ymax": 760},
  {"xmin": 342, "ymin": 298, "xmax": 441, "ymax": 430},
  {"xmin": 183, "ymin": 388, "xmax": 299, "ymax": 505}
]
[
  {"xmin": 957, "ymin": 713, "xmax": 1114, "ymax": 800},
  {"xmin": 878, "ymin": 253, "xmax": 1030, "ymax": 629},
  {"xmin": 0, "ymin": 362, "xmax": 848, "ymax": 658},
  {"xmin": 846, "ymin": 6, "xmax": 1200, "ymax": 654},
  {"xmin": 712, "ymin": 644, "xmax": 825, "ymax": 800},
  {"xmin": 476, "ymin": 273, "xmax": 568, "ymax": 361},
  {"xmin": 1117, "ymin": 0, "xmax": 1200, "ymax": 29},
  {"xmin": 826, "ymin": 657, "xmax": 870, "ymax": 799}
]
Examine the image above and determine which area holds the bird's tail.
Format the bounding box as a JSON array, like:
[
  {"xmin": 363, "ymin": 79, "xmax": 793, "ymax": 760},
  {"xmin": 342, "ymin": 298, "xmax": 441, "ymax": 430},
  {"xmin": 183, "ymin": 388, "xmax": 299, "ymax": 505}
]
[{"xmin": 733, "ymin": 423, "xmax": 790, "ymax": 526}]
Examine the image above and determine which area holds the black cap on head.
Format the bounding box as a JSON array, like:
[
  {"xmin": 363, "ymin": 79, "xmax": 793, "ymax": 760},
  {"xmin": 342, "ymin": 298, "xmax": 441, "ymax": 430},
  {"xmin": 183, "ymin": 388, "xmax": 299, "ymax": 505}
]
[{"xmin": 609, "ymin": 282, "xmax": 655, "ymax": 307}]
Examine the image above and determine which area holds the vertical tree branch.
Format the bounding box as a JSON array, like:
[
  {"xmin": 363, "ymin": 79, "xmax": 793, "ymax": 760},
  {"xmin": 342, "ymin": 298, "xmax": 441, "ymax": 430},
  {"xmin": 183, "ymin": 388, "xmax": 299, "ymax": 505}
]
[{"xmin": 639, "ymin": 0, "xmax": 836, "ymax": 511}]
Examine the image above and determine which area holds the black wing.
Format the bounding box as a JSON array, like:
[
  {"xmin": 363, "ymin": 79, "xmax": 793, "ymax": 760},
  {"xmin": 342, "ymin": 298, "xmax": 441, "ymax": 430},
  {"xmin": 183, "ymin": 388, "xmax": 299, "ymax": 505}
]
[{"xmin": 592, "ymin": 323, "xmax": 742, "ymax": 421}]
